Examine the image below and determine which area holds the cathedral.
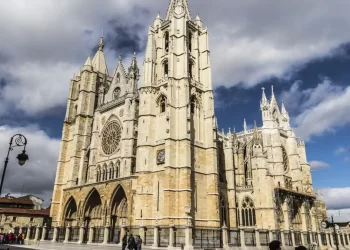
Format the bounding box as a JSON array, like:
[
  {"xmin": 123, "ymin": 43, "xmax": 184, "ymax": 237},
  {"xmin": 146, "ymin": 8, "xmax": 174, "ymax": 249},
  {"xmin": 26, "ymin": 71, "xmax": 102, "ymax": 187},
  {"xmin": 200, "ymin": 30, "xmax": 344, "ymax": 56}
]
[{"xmin": 50, "ymin": 0, "xmax": 330, "ymax": 248}]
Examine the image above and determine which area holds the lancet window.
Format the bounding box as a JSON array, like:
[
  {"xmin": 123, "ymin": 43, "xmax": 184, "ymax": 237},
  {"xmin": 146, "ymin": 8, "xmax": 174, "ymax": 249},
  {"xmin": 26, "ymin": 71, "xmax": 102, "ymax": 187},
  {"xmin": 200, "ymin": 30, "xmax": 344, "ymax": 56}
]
[
  {"xmin": 116, "ymin": 73, "xmax": 120, "ymax": 83},
  {"xmin": 163, "ymin": 60, "xmax": 169, "ymax": 78},
  {"xmin": 240, "ymin": 197, "xmax": 256, "ymax": 227},
  {"xmin": 190, "ymin": 95, "xmax": 200, "ymax": 115},
  {"xmin": 113, "ymin": 87, "xmax": 121, "ymax": 99},
  {"xmin": 96, "ymin": 166, "xmax": 101, "ymax": 182},
  {"xmin": 159, "ymin": 95, "xmax": 167, "ymax": 113},
  {"xmin": 116, "ymin": 160, "xmax": 120, "ymax": 178},
  {"xmin": 189, "ymin": 61, "xmax": 193, "ymax": 79},
  {"xmin": 282, "ymin": 147, "xmax": 289, "ymax": 172},
  {"xmin": 164, "ymin": 31, "xmax": 169, "ymax": 52},
  {"xmin": 188, "ymin": 32, "xmax": 193, "ymax": 52}
]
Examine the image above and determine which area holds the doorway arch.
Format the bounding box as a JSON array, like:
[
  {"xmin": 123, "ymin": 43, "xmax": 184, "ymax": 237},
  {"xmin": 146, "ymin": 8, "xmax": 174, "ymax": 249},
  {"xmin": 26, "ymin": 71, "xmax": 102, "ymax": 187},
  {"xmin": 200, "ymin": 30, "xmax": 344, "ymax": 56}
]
[
  {"xmin": 109, "ymin": 185, "xmax": 128, "ymax": 243},
  {"xmin": 83, "ymin": 188, "xmax": 103, "ymax": 227},
  {"xmin": 63, "ymin": 196, "xmax": 78, "ymax": 226}
]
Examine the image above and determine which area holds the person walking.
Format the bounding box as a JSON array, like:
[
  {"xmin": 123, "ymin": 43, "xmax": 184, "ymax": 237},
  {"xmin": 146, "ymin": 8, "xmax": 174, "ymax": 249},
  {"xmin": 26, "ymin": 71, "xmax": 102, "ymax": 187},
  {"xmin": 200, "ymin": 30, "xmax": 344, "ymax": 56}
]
[
  {"xmin": 136, "ymin": 235, "xmax": 143, "ymax": 250},
  {"xmin": 122, "ymin": 234, "xmax": 127, "ymax": 250},
  {"xmin": 128, "ymin": 234, "xmax": 135, "ymax": 250}
]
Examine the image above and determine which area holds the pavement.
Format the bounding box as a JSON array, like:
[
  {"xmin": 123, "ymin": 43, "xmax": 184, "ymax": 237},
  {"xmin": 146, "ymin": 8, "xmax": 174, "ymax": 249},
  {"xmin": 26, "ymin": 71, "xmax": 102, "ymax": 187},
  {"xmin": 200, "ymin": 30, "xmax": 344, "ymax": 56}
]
[{"xmin": 0, "ymin": 246, "xmax": 36, "ymax": 250}]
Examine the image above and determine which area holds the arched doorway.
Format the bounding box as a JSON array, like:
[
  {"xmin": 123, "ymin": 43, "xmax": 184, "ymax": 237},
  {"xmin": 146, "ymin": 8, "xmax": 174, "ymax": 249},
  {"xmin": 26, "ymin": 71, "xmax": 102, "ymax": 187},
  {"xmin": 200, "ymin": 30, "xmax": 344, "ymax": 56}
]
[
  {"xmin": 64, "ymin": 197, "xmax": 78, "ymax": 226},
  {"xmin": 109, "ymin": 185, "xmax": 128, "ymax": 243},
  {"xmin": 83, "ymin": 188, "xmax": 103, "ymax": 227}
]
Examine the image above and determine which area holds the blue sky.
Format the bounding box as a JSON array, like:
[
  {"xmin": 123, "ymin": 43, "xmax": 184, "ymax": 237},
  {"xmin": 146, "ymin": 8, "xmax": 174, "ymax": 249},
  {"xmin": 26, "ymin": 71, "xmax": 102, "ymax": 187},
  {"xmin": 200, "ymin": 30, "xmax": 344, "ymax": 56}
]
[{"xmin": 0, "ymin": 0, "xmax": 350, "ymax": 220}]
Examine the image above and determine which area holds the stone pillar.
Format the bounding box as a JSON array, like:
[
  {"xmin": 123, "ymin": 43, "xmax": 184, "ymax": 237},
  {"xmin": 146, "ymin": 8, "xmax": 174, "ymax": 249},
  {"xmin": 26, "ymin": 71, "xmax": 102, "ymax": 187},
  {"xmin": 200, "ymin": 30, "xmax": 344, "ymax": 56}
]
[
  {"xmin": 280, "ymin": 230, "xmax": 285, "ymax": 246},
  {"xmin": 35, "ymin": 225, "xmax": 41, "ymax": 241},
  {"xmin": 268, "ymin": 229, "xmax": 273, "ymax": 242},
  {"xmin": 184, "ymin": 225, "xmax": 193, "ymax": 250},
  {"xmin": 41, "ymin": 224, "xmax": 47, "ymax": 241},
  {"xmin": 317, "ymin": 232, "xmax": 322, "ymax": 246},
  {"xmin": 118, "ymin": 225, "xmax": 126, "ymax": 246},
  {"xmin": 326, "ymin": 232, "xmax": 330, "ymax": 246},
  {"xmin": 64, "ymin": 225, "xmax": 71, "ymax": 243},
  {"xmin": 255, "ymin": 229, "xmax": 260, "ymax": 247},
  {"xmin": 139, "ymin": 225, "xmax": 145, "ymax": 244},
  {"xmin": 301, "ymin": 232, "xmax": 305, "ymax": 245},
  {"xmin": 308, "ymin": 230, "xmax": 313, "ymax": 244},
  {"xmin": 19, "ymin": 227, "xmax": 23, "ymax": 234},
  {"xmin": 291, "ymin": 229, "xmax": 296, "ymax": 246},
  {"xmin": 240, "ymin": 229, "xmax": 246, "ymax": 247},
  {"xmin": 346, "ymin": 233, "xmax": 350, "ymax": 245},
  {"xmin": 52, "ymin": 226, "xmax": 58, "ymax": 243},
  {"xmin": 78, "ymin": 225, "xmax": 84, "ymax": 244},
  {"xmin": 87, "ymin": 226, "xmax": 94, "ymax": 244},
  {"xmin": 103, "ymin": 224, "xmax": 110, "ymax": 244},
  {"xmin": 222, "ymin": 224, "xmax": 229, "ymax": 249},
  {"xmin": 330, "ymin": 231, "xmax": 335, "ymax": 246},
  {"xmin": 26, "ymin": 226, "xmax": 32, "ymax": 241},
  {"xmin": 337, "ymin": 232, "xmax": 342, "ymax": 246},
  {"xmin": 169, "ymin": 225, "xmax": 175, "ymax": 248},
  {"xmin": 152, "ymin": 225, "xmax": 159, "ymax": 247}
]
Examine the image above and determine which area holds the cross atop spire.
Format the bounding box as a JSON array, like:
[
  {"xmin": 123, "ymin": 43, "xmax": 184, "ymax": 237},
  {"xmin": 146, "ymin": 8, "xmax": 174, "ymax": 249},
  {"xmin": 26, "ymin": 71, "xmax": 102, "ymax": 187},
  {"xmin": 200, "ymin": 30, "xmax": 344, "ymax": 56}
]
[{"xmin": 165, "ymin": 0, "xmax": 191, "ymax": 20}]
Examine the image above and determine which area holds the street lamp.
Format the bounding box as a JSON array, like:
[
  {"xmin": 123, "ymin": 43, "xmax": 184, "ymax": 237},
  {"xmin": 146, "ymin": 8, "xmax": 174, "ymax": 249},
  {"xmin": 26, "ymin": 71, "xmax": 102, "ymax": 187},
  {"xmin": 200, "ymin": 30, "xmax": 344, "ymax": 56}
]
[{"xmin": 0, "ymin": 134, "xmax": 29, "ymax": 196}]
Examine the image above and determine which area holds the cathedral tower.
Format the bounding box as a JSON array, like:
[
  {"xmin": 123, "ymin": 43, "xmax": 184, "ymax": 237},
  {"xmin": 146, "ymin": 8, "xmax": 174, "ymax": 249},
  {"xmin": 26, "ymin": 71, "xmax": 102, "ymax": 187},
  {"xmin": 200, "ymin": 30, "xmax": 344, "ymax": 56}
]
[{"xmin": 135, "ymin": 0, "xmax": 219, "ymax": 228}]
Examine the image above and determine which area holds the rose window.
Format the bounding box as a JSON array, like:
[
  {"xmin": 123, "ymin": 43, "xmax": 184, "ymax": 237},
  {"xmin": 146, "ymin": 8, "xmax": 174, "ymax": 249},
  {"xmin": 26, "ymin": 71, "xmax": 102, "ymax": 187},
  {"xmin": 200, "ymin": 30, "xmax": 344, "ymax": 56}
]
[{"xmin": 101, "ymin": 121, "xmax": 122, "ymax": 155}]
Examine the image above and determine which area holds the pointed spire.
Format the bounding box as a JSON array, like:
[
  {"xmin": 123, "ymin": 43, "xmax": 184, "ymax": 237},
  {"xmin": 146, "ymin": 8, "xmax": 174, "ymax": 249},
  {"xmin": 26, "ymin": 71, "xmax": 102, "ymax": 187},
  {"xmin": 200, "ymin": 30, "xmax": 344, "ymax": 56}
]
[
  {"xmin": 156, "ymin": 12, "xmax": 161, "ymax": 19},
  {"xmin": 228, "ymin": 127, "xmax": 231, "ymax": 135},
  {"xmin": 270, "ymin": 85, "xmax": 277, "ymax": 104},
  {"xmin": 253, "ymin": 121, "xmax": 259, "ymax": 141},
  {"xmin": 84, "ymin": 56, "xmax": 92, "ymax": 66},
  {"xmin": 165, "ymin": 0, "xmax": 191, "ymax": 20},
  {"xmin": 232, "ymin": 127, "xmax": 237, "ymax": 141},
  {"xmin": 98, "ymin": 37, "xmax": 104, "ymax": 51},
  {"xmin": 281, "ymin": 101, "xmax": 289, "ymax": 117},
  {"xmin": 222, "ymin": 128, "xmax": 224, "ymax": 135},
  {"xmin": 261, "ymin": 87, "xmax": 268, "ymax": 104},
  {"xmin": 119, "ymin": 53, "xmax": 123, "ymax": 63},
  {"xmin": 195, "ymin": 13, "xmax": 202, "ymax": 27},
  {"xmin": 243, "ymin": 119, "xmax": 247, "ymax": 133},
  {"xmin": 92, "ymin": 37, "xmax": 108, "ymax": 75}
]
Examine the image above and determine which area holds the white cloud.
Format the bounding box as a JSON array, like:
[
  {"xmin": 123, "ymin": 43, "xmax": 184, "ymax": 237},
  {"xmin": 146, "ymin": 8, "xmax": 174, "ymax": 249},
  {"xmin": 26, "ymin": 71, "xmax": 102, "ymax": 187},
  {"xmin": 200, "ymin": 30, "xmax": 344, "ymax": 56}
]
[
  {"xmin": 1, "ymin": 0, "xmax": 350, "ymax": 116},
  {"xmin": 280, "ymin": 77, "xmax": 350, "ymax": 141},
  {"xmin": 309, "ymin": 161, "xmax": 330, "ymax": 169},
  {"xmin": 321, "ymin": 187, "xmax": 350, "ymax": 211},
  {"xmin": 0, "ymin": 125, "xmax": 60, "ymax": 207},
  {"xmin": 334, "ymin": 147, "xmax": 349, "ymax": 155}
]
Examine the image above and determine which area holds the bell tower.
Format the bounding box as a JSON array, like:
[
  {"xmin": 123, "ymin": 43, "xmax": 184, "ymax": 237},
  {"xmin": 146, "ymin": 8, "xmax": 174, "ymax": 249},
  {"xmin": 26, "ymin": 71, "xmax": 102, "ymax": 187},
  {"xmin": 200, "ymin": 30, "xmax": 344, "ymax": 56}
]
[{"xmin": 135, "ymin": 0, "xmax": 220, "ymax": 229}]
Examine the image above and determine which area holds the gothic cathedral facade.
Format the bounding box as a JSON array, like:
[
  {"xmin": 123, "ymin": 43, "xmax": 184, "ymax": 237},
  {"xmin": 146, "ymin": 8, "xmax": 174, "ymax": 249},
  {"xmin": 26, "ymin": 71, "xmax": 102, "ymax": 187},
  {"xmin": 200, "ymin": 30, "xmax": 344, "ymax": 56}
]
[{"xmin": 50, "ymin": 0, "xmax": 326, "ymax": 243}]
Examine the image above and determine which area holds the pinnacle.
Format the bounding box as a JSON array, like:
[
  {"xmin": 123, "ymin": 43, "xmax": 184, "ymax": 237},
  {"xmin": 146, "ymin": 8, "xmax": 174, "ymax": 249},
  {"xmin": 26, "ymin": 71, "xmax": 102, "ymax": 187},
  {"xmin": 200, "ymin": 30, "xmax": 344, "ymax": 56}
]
[
  {"xmin": 98, "ymin": 37, "xmax": 104, "ymax": 51},
  {"xmin": 84, "ymin": 56, "xmax": 92, "ymax": 66}
]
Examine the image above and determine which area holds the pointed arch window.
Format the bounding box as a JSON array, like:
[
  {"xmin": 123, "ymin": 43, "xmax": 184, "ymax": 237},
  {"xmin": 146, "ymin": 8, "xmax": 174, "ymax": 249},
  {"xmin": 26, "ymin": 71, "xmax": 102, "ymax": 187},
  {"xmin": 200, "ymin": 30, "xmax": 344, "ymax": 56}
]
[
  {"xmin": 190, "ymin": 95, "xmax": 199, "ymax": 115},
  {"xmin": 163, "ymin": 60, "xmax": 169, "ymax": 78},
  {"xmin": 159, "ymin": 95, "xmax": 167, "ymax": 113},
  {"xmin": 282, "ymin": 147, "xmax": 289, "ymax": 172},
  {"xmin": 220, "ymin": 199, "xmax": 227, "ymax": 226},
  {"xmin": 113, "ymin": 87, "xmax": 121, "ymax": 99},
  {"xmin": 188, "ymin": 32, "xmax": 193, "ymax": 52},
  {"xmin": 116, "ymin": 73, "xmax": 120, "ymax": 83},
  {"xmin": 96, "ymin": 165, "xmax": 101, "ymax": 182},
  {"xmin": 189, "ymin": 61, "xmax": 193, "ymax": 79},
  {"xmin": 241, "ymin": 197, "xmax": 256, "ymax": 227},
  {"xmin": 116, "ymin": 160, "xmax": 120, "ymax": 178},
  {"xmin": 164, "ymin": 31, "xmax": 169, "ymax": 52},
  {"xmin": 74, "ymin": 105, "xmax": 78, "ymax": 117}
]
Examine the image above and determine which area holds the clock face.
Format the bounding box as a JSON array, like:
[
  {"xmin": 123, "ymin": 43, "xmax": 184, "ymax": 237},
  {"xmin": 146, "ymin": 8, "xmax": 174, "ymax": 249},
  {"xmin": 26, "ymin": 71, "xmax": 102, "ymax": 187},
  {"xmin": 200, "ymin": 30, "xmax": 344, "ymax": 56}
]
[
  {"xmin": 321, "ymin": 221, "xmax": 328, "ymax": 229},
  {"xmin": 157, "ymin": 150, "xmax": 165, "ymax": 164},
  {"xmin": 335, "ymin": 224, "xmax": 340, "ymax": 230}
]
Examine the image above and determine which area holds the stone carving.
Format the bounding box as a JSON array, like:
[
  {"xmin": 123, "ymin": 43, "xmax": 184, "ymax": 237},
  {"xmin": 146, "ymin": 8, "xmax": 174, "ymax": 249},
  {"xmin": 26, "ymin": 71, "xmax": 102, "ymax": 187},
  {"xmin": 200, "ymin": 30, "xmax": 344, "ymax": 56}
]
[
  {"xmin": 101, "ymin": 121, "xmax": 122, "ymax": 155},
  {"xmin": 119, "ymin": 109, "xmax": 124, "ymax": 117}
]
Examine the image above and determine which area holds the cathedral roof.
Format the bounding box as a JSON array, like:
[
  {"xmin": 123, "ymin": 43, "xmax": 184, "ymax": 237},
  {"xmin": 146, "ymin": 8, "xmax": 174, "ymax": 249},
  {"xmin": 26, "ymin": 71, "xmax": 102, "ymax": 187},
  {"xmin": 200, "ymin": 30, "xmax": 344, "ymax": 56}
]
[{"xmin": 165, "ymin": 0, "xmax": 192, "ymax": 20}]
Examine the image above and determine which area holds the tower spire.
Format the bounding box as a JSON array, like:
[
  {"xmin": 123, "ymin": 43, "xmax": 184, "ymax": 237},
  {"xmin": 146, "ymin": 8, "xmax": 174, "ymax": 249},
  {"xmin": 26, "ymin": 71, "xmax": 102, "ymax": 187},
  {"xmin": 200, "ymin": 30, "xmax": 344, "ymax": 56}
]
[
  {"xmin": 243, "ymin": 119, "xmax": 247, "ymax": 134},
  {"xmin": 92, "ymin": 37, "xmax": 108, "ymax": 75},
  {"xmin": 270, "ymin": 85, "xmax": 277, "ymax": 106},
  {"xmin": 165, "ymin": 0, "xmax": 191, "ymax": 20},
  {"xmin": 253, "ymin": 121, "xmax": 259, "ymax": 142}
]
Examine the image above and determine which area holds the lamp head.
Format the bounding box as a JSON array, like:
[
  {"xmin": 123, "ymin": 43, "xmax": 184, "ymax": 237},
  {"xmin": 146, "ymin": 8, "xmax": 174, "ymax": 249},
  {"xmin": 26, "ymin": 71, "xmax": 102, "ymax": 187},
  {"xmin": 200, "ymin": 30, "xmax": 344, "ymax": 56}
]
[{"xmin": 17, "ymin": 151, "xmax": 29, "ymax": 166}]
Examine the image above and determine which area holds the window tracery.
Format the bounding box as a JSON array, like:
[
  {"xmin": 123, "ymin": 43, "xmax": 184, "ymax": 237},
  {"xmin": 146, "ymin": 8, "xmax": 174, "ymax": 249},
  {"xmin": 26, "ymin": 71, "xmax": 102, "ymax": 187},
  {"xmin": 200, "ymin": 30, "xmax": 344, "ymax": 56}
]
[
  {"xmin": 190, "ymin": 95, "xmax": 200, "ymax": 115},
  {"xmin": 116, "ymin": 73, "xmax": 120, "ymax": 83},
  {"xmin": 164, "ymin": 31, "xmax": 169, "ymax": 52},
  {"xmin": 96, "ymin": 166, "xmax": 101, "ymax": 182},
  {"xmin": 163, "ymin": 60, "xmax": 169, "ymax": 78},
  {"xmin": 158, "ymin": 95, "xmax": 167, "ymax": 113},
  {"xmin": 240, "ymin": 197, "xmax": 256, "ymax": 227},
  {"xmin": 282, "ymin": 147, "xmax": 289, "ymax": 172},
  {"xmin": 101, "ymin": 121, "xmax": 122, "ymax": 155}
]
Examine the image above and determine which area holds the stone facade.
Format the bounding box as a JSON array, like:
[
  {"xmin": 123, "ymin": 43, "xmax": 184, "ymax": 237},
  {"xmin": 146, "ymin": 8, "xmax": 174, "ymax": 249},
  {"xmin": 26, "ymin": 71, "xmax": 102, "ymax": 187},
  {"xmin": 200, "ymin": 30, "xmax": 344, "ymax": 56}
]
[{"xmin": 50, "ymin": 0, "xmax": 328, "ymax": 248}]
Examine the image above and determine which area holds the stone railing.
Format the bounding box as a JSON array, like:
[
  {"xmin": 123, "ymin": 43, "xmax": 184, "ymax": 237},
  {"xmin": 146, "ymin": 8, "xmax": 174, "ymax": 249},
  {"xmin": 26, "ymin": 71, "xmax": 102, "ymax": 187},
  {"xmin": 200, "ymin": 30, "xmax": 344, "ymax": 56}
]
[{"xmin": 33, "ymin": 223, "xmax": 350, "ymax": 249}]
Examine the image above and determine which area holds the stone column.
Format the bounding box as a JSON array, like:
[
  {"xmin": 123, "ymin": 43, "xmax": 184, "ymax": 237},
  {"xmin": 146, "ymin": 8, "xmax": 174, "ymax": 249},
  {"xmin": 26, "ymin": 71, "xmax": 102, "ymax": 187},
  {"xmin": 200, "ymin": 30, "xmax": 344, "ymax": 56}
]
[
  {"xmin": 255, "ymin": 229, "xmax": 260, "ymax": 247},
  {"xmin": 41, "ymin": 224, "xmax": 47, "ymax": 241},
  {"xmin": 308, "ymin": 230, "xmax": 313, "ymax": 244},
  {"xmin": 222, "ymin": 224, "xmax": 229, "ymax": 249},
  {"xmin": 19, "ymin": 226, "xmax": 23, "ymax": 234},
  {"xmin": 64, "ymin": 225, "xmax": 70, "ymax": 243},
  {"xmin": 337, "ymin": 232, "xmax": 342, "ymax": 246},
  {"xmin": 326, "ymin": 232, "xmax": 330, "ymax": 246},
  {"xmin": 268, "ymin": 229, "xmax": 273, "ymax": 242},
  {"xmin": 280, "ymin": 230, "xmax": 285, "ymax": 246},
  {"xmin": 87, "ymin": 226, "xmax": 94, "ymax": 244},
  {"xmin": 35, "ymin": 225, "xmax": 41, "ymax": 241},
  {"xmin": 152, "ymin": 225, "xmax": 159, "ymax": 247},
  {"xmin": 103, "ymin": 224, "xmax": 110, "ymax": 244},
  {"xmin": 301, "ymin": 232, "xmax": 305, "ymax": 245},
  {"xmin": 330, "ymin": 231, "xmax": 335, "ymax": 246},
  {"xmin": 118, "ymin": 225, "xmax": 126, "ymax": 246},
  {"xmin": 169, "ymin": 225, "xmax": 175, "ymax": 248},
  {"xmin": 184, "ymin": 225, "xmax": 193, "ymax": 250},
  {"xmin": 26, "ymin": 226, "xmax": 32, "ymax": 241},
  {"xmin": 346, "ymin": 233, "xmax": 350, "ymax": 246},
  {"xmin": 317, "ymin": 232, "xmax": 322, "ymax": 246},
  {"xmin": 291, "ymin": 229, "xmax": 296, "ymax": 246},
  {"xmin": 139, "ymin": 225, "xmax": 145, "ymax": 244},
  {"xmin": 240, "ymin": 229, "xmax": 246, "ymax": 247},
  {"xmin": 52, "ymin": 226, "xmax": 58, "ymax": 243},
  {"xmin": 78, "ymin": 225, "xmax": 84, "ymax": 244}
]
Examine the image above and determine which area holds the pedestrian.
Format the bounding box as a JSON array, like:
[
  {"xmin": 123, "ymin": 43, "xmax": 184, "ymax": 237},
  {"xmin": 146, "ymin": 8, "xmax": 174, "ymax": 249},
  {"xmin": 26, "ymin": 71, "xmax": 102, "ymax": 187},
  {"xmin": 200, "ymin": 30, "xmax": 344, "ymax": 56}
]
[
  {"xmin": 136, "ymin": 235, "xmax": 142, "ymax": 250},
  {"xmin": 122, "ymin": 234, "xmax": 127, "ymax": 250},
  {"xmin": 269, "ymin": 240, "xmax": 282, "ymax": 250},
  {"xmin": 295, "ymin": 246, "xmax": 307, "ymax": 250},
  {"xmin": 128, "ymin": 234, "xmax": 135, "ymax": 250}
]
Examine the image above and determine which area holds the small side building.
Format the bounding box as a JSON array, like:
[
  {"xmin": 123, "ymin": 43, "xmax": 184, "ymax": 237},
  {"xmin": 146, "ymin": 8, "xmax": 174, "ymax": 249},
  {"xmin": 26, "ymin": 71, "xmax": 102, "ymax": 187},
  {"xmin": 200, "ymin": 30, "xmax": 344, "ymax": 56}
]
[{"xmin": 0, "ymin": 195, "xmax": 50, "ymax": 234}]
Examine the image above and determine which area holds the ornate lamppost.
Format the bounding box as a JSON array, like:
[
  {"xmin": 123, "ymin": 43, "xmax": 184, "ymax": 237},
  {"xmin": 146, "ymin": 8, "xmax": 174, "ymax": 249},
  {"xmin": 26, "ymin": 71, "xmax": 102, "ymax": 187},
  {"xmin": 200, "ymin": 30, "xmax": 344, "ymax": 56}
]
[{"xmin": 0, "ymin": 134, "xmax": 29, "ymax": 196}]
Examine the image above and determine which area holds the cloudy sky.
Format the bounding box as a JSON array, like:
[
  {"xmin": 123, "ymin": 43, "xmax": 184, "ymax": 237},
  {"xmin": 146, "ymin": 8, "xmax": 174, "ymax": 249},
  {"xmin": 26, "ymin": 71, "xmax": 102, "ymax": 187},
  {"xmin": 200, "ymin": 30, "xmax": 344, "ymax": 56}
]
[{"xmin": 0, "ymin": 0, "xmax": 350, "ymax": 221}]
